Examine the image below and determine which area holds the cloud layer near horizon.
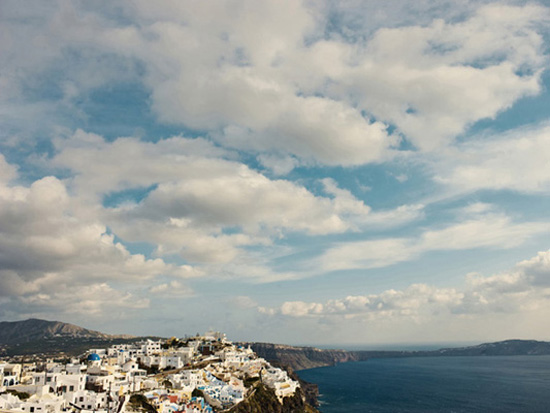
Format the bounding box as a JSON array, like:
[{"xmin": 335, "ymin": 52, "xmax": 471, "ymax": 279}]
[{"xmin": 261, "ymin": 249, "xmax": 550, "ymax": 320}]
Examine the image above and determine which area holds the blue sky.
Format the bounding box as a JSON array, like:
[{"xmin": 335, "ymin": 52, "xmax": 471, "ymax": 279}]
[{"xmin": 1, "ymin": 0, "xmax": 550, "ymax": 346}]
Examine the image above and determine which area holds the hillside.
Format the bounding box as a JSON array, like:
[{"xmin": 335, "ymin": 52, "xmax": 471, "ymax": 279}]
[
  {"xmin": 0, "ymin": 318, "xmax": 136, "ymax": 357},
  {"xmin": 0, "ymin": 319, "xmax": 117, "ymax": 344}
]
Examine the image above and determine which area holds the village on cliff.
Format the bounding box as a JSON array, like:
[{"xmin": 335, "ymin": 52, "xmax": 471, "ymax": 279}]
[{"xmin": 0, "ymin": 332, "xmax": 300, "ymax": 413}]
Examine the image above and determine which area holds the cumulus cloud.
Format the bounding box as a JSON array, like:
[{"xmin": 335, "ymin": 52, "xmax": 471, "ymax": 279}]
[
  {"xmin": 0, "ymin": 161, "xmax": 193, "ymax": 318},
  {"xmin": 123, "ymin": 2, "xmax": 547, "ymax": 159},
  {"xmin": 0, "ymin": 175, "xmax": 183, "ymax": 282},
  {"xmin": 347, "ymin": 6, "xmax": 546, "ymax": 149},
  {"xmin": 51, "ymin": 132, "xmax": 406, "ymax": 270},
  {"xmin": 261, "ymin": 249, "xmax": 550, "ymax": 321},
  {"xmin": 260, "ymin": 284, "xmax": 464, "ymax": 320},
  {"xmin": 3, "ymin": 1, "xmax": 547, "ymax": 166}
]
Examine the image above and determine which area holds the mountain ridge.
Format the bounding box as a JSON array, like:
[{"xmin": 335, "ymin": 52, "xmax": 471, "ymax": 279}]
[
  {"xmin": 0, "ymin": 318, "xmax": 138, "ymax": 356},
  {"xmin": 0, "ymin": 318, "xmax": 132, "ymax": 344}
]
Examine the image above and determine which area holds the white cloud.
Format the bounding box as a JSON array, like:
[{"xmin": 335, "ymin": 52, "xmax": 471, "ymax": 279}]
[
  {"xmin": 262, "ymin": 249, "xmax": 550, "ymax": 321},
  {"xmin": 52, "ymin": 132, "xmax": 393, "ymax": 270},
  {"xmin": 52, "ymin": 130, "xmax": 232, "ymax": 199},
  {"xmin": 340, "ymin": 4, "xmax": 548, "ymax": 150},
  {"xmin": 361, "ymin": 204, "xmax": 425, "ymax": 229},
  {"xmin": 256, "ymin": 154, "xmax": 300, "ymax": 176},
  {"xmin": 0, "ymin": 175, "xmax": 181, "ymax": 282},
  {"xmin": 133, "ymin": 171, "xmax": 354, "ymax": 236},
  {"xmin": 434, "ymin": 123, "xmax": 550, "ymax": 194},
  {"xmin": 6, "ymin": 2, "xmax": 546, "ymax": 166},
  {"xmin": 0, "ymin": 162, "xmax": 192, "ymax": 318},
  {"xmin": 127, "ymin": 2, "xmax": 547, "ymax": 158},
  {"xmin": 281, "ymin": 301, "xmax": 325, "ymax": 317},
  {"xmin": 149, "ymin": 280, "xmax": 193, "ymax": 297},
  {"xmin": 16, "ymin": 283, "xmax": 150, "ymax": 317},
  {"xmin": 0, "ymin": 154, "xmax": 17, "ymax": 184},
  {"xmin": 318, "ymin": 210, "xmax": 547, "ymax": 271},
  {"xmin": 394, "ymin": 174, "xmax": 408, "ymax": 183},
  {"xmin": 219, "ymin": 97, "xmax": 394, "ymax": 166}
]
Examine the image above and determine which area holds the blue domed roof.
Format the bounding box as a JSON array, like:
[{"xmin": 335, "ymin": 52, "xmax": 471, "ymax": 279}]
[{"xmin": 87, "ymin": 353, "xmax": 101, "ymax": 361}]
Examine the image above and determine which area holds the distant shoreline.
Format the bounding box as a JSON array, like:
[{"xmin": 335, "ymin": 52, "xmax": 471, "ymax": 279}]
[{"xmin": 246, "ymin": 339, "xmax": 550, "ymax": 371}]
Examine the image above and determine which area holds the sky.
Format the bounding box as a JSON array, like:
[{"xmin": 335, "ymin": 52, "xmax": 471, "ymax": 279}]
[{"xmin": 1, "ymin": 0, "xmax": 550, "ymax": 347}]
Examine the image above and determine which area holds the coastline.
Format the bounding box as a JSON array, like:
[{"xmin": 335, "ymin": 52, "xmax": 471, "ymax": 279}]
[
  {"xmin": 296, "ymin": 355, "xmax": 550, "ymax": 413},
  {"xmin": 246, "ymin": 339, "xmax": 550, "ymax": 372}
]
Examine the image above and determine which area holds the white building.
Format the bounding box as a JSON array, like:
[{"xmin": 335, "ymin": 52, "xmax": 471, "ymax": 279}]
[
  {"xmin": 71, "ymin": 389, "xmax": 112, "ymax": 411},
  {"xmin": 141, "ymin": 339, "xmax": 163, "ymax": 355},
  {"xmin": 15, "ymin": 392, "xmax": 66, "ymax": 413},
  {"xmin": 33, "ymin": 371, "xmax": 87, "ymax": 398},
  {"xmin": 262, "ymin": 367, "xmax": 298, "ymax": 402},
  {"xmin": 1, "ymin": 363, "xmax": 22, "ymax": 386}
]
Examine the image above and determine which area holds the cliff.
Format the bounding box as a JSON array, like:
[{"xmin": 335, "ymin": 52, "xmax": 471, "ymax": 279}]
[
  {"xmin": 245, "ymin": 342, "xmax": 362, "ymax": 371},
  {"xmin": 247, "ymin": 339, "xmax": 550, "ymax": 371},
  {"xmin": 227, "ymin": 382, "xmax": 318, "ymax": 413},
  {"xmin": 430, "ymin": 340, "xmax": 550, "ymax": 356}
]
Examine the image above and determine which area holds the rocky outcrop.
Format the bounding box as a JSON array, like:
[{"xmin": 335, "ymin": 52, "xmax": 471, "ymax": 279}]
[{"xmin": 227, "ymin": 383, "xmax": 318, "ymax": 413}]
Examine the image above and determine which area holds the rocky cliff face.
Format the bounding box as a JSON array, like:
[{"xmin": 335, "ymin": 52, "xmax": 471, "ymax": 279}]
[
  {"xmin": 246, "ymin": 342, "xmax": 362, "ymax": 371},
  {"xmin": 247, "ymin": 339, "xmax": 550, "ymax": 372},
  {"xmin": 227, "ymin": 383, "xmax": 318, "ymax": 413}
]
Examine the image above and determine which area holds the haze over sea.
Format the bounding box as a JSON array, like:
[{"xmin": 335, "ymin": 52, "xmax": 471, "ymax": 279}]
[{"xmin": 298, "ymin": 356, "xmax": 550, "ymax": 412}]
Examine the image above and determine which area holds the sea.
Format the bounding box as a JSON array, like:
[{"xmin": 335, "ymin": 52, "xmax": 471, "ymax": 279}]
[{"xmin": 297, "ymin": 355, "xmax": 550, "ymax": 412}]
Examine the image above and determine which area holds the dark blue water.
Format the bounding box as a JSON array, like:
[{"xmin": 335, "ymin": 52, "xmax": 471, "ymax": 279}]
[{"xmin": 298, "ymin": 356, "xmax": 550, "ymax": 412}]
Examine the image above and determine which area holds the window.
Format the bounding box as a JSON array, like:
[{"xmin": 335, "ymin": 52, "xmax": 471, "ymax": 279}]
[
  {"xmin": 69, "ymin": 385, "xmax": 74, "ymax": 391},
  {"xmin": 30, "ymin": 408, "xmax": 34, "ymax": 413}
]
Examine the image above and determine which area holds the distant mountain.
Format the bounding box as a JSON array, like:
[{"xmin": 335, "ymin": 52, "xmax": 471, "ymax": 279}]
[
  {"xmin": 0, "ymin": 318, "xmax": 118, "ymax": 345},
  {"xmin": 434, "ymin": 339, "xmax": 550, "ymax": 356},
  {"xmin": 0, "ymin": 318, "xmax": 137, "ymax": 356}
]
